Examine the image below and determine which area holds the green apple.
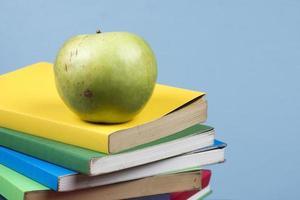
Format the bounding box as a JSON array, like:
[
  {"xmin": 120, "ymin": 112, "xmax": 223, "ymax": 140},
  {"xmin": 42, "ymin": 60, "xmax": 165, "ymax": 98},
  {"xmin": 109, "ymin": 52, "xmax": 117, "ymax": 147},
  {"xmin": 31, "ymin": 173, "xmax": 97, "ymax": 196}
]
[{"xmin": 53, "ymin": 31, "xmax": 157, "ymax": 123}]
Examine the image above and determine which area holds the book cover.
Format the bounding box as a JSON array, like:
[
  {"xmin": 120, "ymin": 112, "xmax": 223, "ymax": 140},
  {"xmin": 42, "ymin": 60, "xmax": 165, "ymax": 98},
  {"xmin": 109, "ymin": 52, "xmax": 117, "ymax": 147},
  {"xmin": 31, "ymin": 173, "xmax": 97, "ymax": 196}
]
[
  {"xmin": 0, "ymin": 62, "xmax": 205, "ymax": 153},
  {"xmin": 0, "ymin": 146, "xmax": 75, "ymax": 191},
  {"xmin": 0, "ymin": 124, "xmax": 214, "ymax": 174},
  {"xmin": 0, "ymin": 164, "xmax": 48, "ymax": 200}
]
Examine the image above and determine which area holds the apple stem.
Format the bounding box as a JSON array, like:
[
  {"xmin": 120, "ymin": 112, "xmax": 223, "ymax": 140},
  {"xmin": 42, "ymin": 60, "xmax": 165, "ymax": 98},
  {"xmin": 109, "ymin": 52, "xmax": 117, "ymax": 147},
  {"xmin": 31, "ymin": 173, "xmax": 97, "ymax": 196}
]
[{"xmin": 96, "ymin": 29, "xmax": 101, "ymax": 34}]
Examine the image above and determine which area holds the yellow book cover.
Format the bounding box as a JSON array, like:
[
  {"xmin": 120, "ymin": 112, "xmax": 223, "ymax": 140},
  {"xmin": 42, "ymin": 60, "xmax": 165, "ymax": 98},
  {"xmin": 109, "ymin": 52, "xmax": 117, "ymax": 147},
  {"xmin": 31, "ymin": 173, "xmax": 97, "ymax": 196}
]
[{"xmin": 0, "ymin": 62, "xmax": 205, "ymax": 153}]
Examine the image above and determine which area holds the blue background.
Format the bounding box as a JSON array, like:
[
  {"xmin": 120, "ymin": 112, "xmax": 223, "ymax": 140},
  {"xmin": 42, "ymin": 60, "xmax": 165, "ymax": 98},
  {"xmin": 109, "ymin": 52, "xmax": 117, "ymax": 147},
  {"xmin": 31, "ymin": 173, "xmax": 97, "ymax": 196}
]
[{"xmin": 1, "ymin": 0, "xmax": 299, "ymax": 199}]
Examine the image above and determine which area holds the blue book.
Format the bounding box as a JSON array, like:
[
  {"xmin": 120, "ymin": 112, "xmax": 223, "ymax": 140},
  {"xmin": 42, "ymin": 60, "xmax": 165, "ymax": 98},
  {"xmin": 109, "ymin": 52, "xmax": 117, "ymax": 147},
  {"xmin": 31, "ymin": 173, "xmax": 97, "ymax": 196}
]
[
  {"xmin": 0, "ymin": 146, "xmax": 75, "ymax": 191},
  {"xmin": 0, "ymin": 140, "xmax": 226, "ymax": 192}
]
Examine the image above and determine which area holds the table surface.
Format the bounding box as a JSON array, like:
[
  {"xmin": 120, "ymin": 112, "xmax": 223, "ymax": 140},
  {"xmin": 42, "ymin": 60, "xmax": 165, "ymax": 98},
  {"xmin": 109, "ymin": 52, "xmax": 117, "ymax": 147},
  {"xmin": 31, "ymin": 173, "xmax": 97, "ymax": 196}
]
[{"xmin": 1, "ymin": 1, "xmax": 299, "ymax": 199}]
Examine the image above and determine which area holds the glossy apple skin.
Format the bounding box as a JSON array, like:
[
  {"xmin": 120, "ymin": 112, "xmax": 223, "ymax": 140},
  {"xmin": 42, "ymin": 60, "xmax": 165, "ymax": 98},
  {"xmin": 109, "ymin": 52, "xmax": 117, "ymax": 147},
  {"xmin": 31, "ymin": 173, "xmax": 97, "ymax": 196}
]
[{"xmin": 53, "ymin": 32, "xmax": 157, "ymax": 123}]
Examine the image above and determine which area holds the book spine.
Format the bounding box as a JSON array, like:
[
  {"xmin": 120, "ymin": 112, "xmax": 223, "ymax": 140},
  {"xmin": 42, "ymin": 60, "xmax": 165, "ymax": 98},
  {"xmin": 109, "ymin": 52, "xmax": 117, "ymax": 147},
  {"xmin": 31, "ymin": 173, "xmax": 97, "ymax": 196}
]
[{"xmin": 0, "ymin": 146, "xmax": 59, "ymax": 190}]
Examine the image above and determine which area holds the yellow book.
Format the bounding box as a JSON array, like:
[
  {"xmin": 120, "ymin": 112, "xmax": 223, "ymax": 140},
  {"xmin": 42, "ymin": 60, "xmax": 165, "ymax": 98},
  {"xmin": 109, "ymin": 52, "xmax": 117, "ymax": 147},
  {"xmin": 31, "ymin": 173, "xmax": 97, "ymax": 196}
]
[{"xmin": 0, "ymin": 62, "xmax": 206, "ymax": 153}]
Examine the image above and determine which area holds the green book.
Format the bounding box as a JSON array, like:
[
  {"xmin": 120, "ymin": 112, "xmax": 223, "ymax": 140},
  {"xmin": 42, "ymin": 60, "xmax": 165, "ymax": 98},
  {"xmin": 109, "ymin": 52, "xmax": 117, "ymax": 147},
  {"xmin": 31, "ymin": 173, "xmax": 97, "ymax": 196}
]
[
  {"xmin": 0, "ymin": 164, "xmax": 48, "ymax": 200},
  {"xmin": 0, "ymin": 124, "xmax": 214, "ymax": 175}
]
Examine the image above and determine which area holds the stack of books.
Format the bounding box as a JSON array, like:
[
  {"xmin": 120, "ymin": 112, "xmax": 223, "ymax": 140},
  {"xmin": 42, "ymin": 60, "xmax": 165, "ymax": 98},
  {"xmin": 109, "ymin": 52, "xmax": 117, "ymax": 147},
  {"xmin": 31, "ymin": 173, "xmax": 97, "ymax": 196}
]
[{"xmin": 0, "ymin": 63, "xmax": 226, "ymax": 200}]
